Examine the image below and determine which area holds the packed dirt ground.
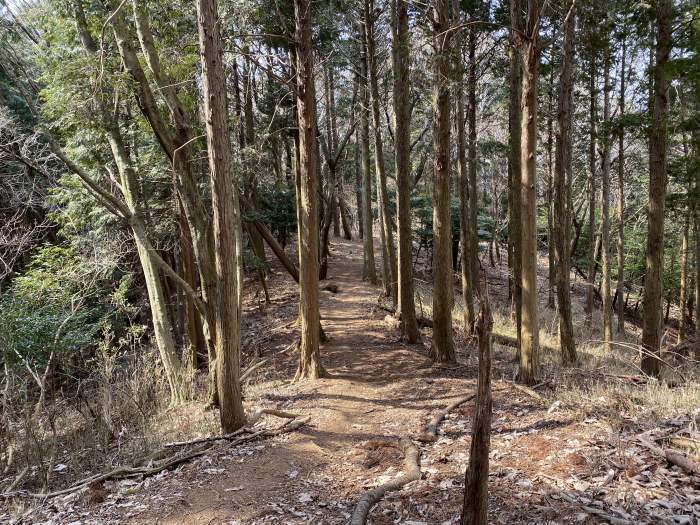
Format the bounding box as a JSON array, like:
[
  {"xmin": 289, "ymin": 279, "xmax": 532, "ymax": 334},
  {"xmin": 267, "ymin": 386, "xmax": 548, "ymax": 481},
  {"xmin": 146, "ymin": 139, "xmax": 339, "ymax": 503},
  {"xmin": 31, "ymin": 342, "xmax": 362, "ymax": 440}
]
[{"xmin": 2, "ymin": 239, "xmax": 699, "ymax": 524}]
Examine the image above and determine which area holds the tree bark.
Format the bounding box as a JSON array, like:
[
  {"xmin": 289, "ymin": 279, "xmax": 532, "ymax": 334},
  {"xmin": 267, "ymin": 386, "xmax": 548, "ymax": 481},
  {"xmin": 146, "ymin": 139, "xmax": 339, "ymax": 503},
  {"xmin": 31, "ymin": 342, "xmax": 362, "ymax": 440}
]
[
  {"xmin": 508, "ymin": 0, "xmax": 523, "ymax": 350},
  {"xmin": 641, "ymin": 0, "xmax": 672, "ymax": 377},
  {"xmin": 616, "ymin": 34, "xmax": 626, "ymax": 335},
  {"xmin": 293, "ymin": 0, "xmax": 322, "ymax": 380},
  {"xmin": 679, "ymin": 207, "xmax": 690, "ymax": 343},
  {"xmin": 391, "ymin": 0, "xmax": 420, "ymax": 343},
  {"xmin": 601, "ymin": 43, "xmax": 613, "ymax": 353},
  {"xmin": 430, "ymin": 0, "xmax": 456, "ymax": 364},
  {"xmin": 585, "ymin": 55, "xmax": 598, "ymax": 325},
  {"xmin": 516, "ymin": 0, "xmax": 541, "ymax": 385},
  {"xmin": 695, "ymin": 141, "xmax": 700, "ymax": 359},
  {"xmin": 365, "ymin": 0, "xmax": 398, "ymax": 305},
  {"xmin": 546, "ymin": 58, "xmax": 556, "ymax": 309},
  {"xmin": 553, "ymin": 3, "xmax": 576, "ymax": 365},
  {"xmin": 359, "ymin": 30, "xmax": 377, "ymax": 284},
  {"xmin": 196, "ymin": 0, "xmax": 245, "ymax": 431},
  {"xmin": 460, "ymin": 300, "xmax": 493, "ymax": 525},
  {"xmin": 467, "ymin": 24, "xmax": 480, "ymax": 308},
  {"xmin": 455, "ymin": 19, "xmax": 476, "ymax": 333}
]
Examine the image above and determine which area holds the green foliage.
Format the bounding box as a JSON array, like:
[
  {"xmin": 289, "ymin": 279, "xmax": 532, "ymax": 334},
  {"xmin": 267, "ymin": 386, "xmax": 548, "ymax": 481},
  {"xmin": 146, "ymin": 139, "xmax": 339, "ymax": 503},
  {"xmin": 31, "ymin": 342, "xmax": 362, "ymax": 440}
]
[
  {"xmin": 0, "ymin": 245, "xmax": 117, "ymax": 373},
  {"xmin": 256, "ymin": 184, "xmax": 297, "ymax": 246}
]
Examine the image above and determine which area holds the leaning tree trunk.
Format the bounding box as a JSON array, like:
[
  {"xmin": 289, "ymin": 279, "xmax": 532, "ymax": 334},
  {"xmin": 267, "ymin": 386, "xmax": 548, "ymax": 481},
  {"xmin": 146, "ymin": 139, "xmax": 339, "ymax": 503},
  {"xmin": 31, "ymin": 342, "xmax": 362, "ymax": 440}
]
[
  {"xmin": 601, "ymin": 45, "xmax": 613, "ymax": 353},
  {"xmin": 516, "ymin": 0, "xmax": 541, "ymax": 385},
  {"xmin": 391, "ymin": 0, "xmax": 420, "ymax": 343},
  {"xmin": 641, "ymin": 0, "xmax": 672, "ymax": 377},
  {"xmin": 553, "ymin": 2, "xmax": 576, "ymax": 365},
  {"xmin": 73, "ymin": 8, "xmax": 186, "ymax": 405},
  {"xmin": 115, "ymin": 139, "xmax": 185, "ymax": 405},
  {"xmin": 293, "ymin": 0, "xmax": 322, "ymax": 380},
  {"xmin": 365, "ymin": 0, "xmax": 398, "ymax": 305},
  {"xmin": 430, "ymin": 0, "xmax": 456, "ymax": 364},
  {"xmin": 197, "ymin": 0, "xmax": 245, "ymax": 431}
]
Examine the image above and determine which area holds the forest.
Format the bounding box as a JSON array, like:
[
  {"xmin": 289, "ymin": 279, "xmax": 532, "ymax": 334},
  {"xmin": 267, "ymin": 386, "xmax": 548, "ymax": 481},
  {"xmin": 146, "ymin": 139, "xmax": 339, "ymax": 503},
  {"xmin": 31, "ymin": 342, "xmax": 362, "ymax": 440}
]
[{"xmin": 0, "ymin": 0, "xmax": 699, "ymax": 523}]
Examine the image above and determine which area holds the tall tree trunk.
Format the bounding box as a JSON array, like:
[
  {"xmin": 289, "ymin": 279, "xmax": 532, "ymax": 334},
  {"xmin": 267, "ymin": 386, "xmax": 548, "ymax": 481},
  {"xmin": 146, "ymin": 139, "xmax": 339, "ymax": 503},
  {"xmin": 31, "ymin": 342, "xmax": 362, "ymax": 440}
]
[
  {"xmin": 430, "ymin": 0, "xmax": 455, "ymax": 364},
  {"xmin": 365, "ymin": 0, "xmax": 398, "ymax": 305},
  {"xmin": 293, "ymin": 0, "xmax": 322, "ymax": 380},
  {"xmin": 695, "ymin": 145, "xmax": 700, "ymax": 359},
  {"xmin": 467, "ymin": 24, "xmax": 480, "ymax": 307},
  {"xmin": 179, "ymin": 209, "xmax": 206, "ymax": 365},
  {"xmin": 601, "ymin": 45, "xmax": 613, "ymax": 353},
  {"xmin": 508, "ymin": 0, "xmax": 523, "ymax": 349},
  {"xmin": 616, "ymin": 35, "xmax": 626, "ymax": 335},
  {"xmin": 553, "ymin": 3, "xmax": 576, "ymax": 365},
  {"xmin": 460, "ymin": 301, "xmax": 493, "ymax": 525},
  {"xmin": 585, "ymin": 56, "xmax": 598, "ymax": 325},
  {"xmin": 359, "ymin": 33, "xmax": 377, "ymax": 284},
  {"xmin": 515, "ymin": 0, "xmax": 541, "ymax": 385},
  {"xmin": 641, "ymin": 0, "xmax": 672, "ymax": 377},
  {"xmin": 679, "ymin": 206, "xmax": 690, "ymax": 343},
  {"xmin": 391, "ymin": 0, "xmax": 420, "ymax": 343},
  {"xmin": 454, "ymin": 4, "xmax": 476, "ymax": 334},
  {"xmin": 339, "ymin": 194, "xmax": 353, "ymax": 240},
  {"xmin": 196, "ymin": 0, "xmax": 245, "ymax": 431},
  {"xmin": 354, "ymin": 88, "xmax": 364, "ymax": 241},
  {"xmin": 546, "ymin": 60, "xmax": 555, "ymax": 309}
]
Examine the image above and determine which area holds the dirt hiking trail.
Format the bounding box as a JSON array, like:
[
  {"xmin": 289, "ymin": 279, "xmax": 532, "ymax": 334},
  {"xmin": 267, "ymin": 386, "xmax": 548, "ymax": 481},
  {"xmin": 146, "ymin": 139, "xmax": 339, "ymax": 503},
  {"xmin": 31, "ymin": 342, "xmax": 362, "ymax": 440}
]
[
  {"xmin": 127, "ymin": 239, "xmax": 476, "ymax": 524},
  {"xmin": 54, "ymin": 239, "xmax": 698, "ymax": 525}
]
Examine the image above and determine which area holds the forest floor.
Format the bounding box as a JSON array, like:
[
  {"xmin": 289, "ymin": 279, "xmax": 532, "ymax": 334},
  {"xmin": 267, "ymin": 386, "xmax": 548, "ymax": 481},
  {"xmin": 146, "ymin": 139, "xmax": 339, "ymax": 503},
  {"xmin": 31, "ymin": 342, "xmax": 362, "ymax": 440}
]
[{"xmin": 6, "ymin": 238, "xmax": 700, "ymax": 525}]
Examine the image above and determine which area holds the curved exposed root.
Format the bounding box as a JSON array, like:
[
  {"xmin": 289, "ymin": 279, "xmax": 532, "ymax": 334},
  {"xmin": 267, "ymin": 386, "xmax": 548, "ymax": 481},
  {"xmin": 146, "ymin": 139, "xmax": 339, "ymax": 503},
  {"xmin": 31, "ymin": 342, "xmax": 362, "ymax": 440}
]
[
  {"xmin": 349, "ymin": 437, "xmax": 420, "ymax": 525},
  {"xmin": 416, "ymin": 394, "xmax": 475, "ymax": 443}
]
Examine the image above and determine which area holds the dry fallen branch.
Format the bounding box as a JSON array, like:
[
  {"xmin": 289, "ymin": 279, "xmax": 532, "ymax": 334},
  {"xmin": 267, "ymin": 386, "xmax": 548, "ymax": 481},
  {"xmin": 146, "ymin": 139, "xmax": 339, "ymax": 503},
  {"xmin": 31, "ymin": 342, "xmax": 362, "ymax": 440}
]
[
  {"xmin": 349, "ymin": 438, "xmax": 421, "ymax": 525},
  {"xmin": 636, "ymin": 436, "xmax": 700, "ymax": 476},
  {"xmin": 1, "ymin": 417, "xmax": 310, "ymax": 501},
  {"xmin": 246, "ymin": 407, "xmax": 302, "ymax": 427},
  {"xmin": 558, "ymin": 492, "xmax": 632, "ymax": 525},
  {"xmin": 240, "ymin": 358, "xmax": 270, "ymax": 382},
  {"xmin": 510, "ymin": 382, "xmax": 547, "ymax": 404},
  {"xmin": 417, "ymin": 394, "xmax": 475, "ymax": 443}
]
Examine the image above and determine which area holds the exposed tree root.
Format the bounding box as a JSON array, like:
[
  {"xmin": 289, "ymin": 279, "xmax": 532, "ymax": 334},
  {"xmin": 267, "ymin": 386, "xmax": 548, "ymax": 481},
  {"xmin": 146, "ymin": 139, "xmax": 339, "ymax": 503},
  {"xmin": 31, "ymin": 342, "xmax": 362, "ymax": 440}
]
[
  {"xmin": 350, "ymin": 389, "xmax": 480, "ymax": 523},
  {"xmin": 416, "ymin": 394, "xmax": 475, "ymax": 443},
  {"xmin": 349, "ymin": 437, "xmax": 420, "ymax": 525}
]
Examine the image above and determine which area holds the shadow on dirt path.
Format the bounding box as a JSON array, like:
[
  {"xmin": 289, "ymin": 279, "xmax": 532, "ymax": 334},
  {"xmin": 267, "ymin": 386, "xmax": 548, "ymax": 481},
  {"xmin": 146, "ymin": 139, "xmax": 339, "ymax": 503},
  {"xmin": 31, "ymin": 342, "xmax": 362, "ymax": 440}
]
[{"xmin": 124, "ymin": 238, "xmax": 467, "ymax": 525}]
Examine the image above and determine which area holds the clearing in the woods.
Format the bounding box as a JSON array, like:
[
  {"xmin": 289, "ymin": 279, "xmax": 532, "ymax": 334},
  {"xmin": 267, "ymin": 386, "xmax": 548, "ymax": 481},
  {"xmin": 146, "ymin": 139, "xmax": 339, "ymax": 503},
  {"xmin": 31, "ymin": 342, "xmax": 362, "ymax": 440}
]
[{"xmin": 17, "ymin": 240, "xmax": 700, "ymax": 524}]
